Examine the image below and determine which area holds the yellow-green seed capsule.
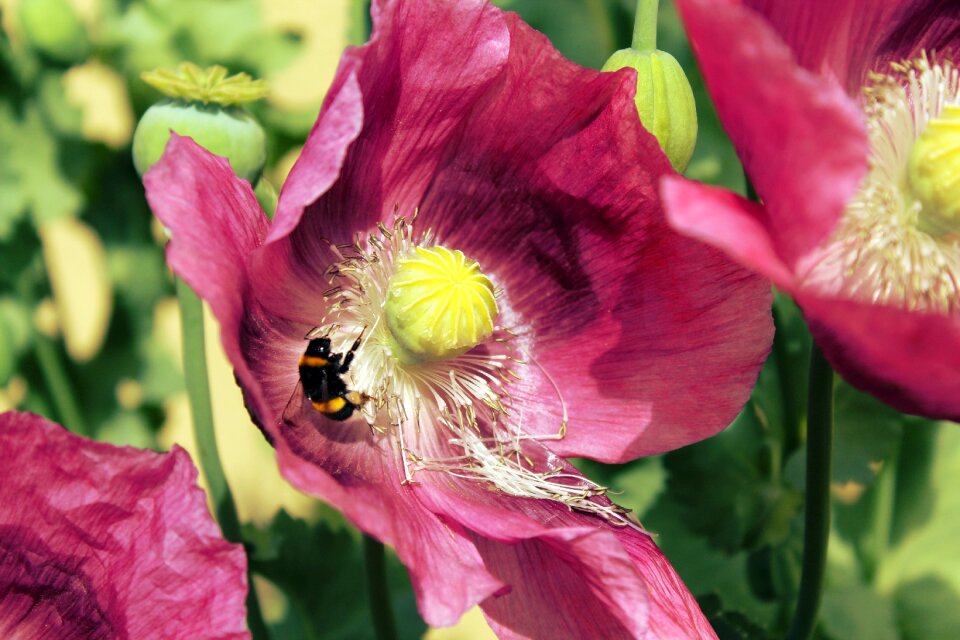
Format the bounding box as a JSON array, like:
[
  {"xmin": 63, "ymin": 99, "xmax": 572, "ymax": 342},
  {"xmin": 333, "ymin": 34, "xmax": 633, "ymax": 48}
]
[
  {"xmin": 908, "ymin": 104, "xmax": 960, "ymax": 237},
  {"xmin": 132, "ymin": 63, "xmax": 268, "ymax": 181},
  {"xmin": 602, "ymin": 48, "xmax": 698, "ymax": 172},
  {"xmin": 384, "ymin": 246, "xmax": 498, "ymax": 364}
]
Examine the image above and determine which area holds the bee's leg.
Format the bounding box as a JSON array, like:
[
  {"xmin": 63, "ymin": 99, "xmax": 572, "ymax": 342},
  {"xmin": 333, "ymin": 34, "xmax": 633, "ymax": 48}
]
[{"xmin": 339, "ymin": 333, "xmax": 364, "ymax": 373}]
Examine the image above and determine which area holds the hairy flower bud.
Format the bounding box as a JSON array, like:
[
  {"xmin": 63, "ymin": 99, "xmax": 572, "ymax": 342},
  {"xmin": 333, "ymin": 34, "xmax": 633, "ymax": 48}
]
[
  {"xmin": 132, "ymin": 63, "xmax": 267, "ymax": 182},
  {"xmin": 603, "ymin": 47, "xmax": 698, "ymax": 171}
]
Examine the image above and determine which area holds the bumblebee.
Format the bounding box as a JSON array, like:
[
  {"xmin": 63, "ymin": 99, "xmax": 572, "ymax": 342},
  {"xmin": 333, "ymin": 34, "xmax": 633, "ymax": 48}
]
[{"xmin": 293, "ymin": 333, "xmax": 366, "ymax": 421}]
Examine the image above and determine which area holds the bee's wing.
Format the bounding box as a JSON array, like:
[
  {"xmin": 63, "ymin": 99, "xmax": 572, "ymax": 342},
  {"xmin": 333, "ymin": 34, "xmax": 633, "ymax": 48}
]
[
  {"xmin": 280, "ymin": 378, "xmax": 368, "ymax": 444},
  {"xmin": 281, "ymin": 381, "xmax": 311, "ymax": 427}
]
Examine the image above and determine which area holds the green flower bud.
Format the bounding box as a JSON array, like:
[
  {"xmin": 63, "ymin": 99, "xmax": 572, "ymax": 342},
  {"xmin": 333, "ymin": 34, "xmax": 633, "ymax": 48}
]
[
  {"xmin": 18, "ymin": 0, "xmax": 90, "ymax": 64},
  {"xmin": 132, "ymin": 63, "xmax": 268, "ymax": 182},
  {"xmin": 602, "ymin": 47, "xmax": 698, "ymax": 172}
]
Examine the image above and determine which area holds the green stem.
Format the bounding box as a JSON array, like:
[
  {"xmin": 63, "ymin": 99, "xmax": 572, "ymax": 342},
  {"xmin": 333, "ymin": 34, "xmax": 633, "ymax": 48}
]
[
  {"xmin": 786, "ymin": 345, "xmax": 834, "ymax": 640},
  {"xmin": 175, "ymin": 279, "xmax": 270, "ymax": 640},
  {"xmin": 772, "ymin": 303, "xmax": 802, "ymax": 455},
  {"xmin": 34, "ymin": 333, "xmax": 89, "ymax": 437},
  {"xmin": 347, "ymin": 0, "xmax": 371, "ymax": 46},
  {"xmin": 632, "ymin": 0, "xmax": 659, "ymax": 51},
  {"xmin": 364, "ymin": 535, "xmax": 398, "ymax": 640}
]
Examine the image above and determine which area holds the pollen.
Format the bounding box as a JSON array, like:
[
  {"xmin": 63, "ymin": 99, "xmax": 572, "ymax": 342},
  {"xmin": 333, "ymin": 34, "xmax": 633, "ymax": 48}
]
[
  {"xmin": 802, "ymin": 54, "xmax": 960, "ymax": 314},
  {"xmin": 384, "ymin": 246, "xmax": 499, "ymax": 364},
  {"xmin": 908, "ymin": 104, "xmax": 960, "ymax": 236}
]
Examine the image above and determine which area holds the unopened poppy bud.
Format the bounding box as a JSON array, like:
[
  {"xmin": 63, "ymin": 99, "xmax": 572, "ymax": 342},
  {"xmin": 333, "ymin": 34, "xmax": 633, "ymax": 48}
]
[
  {"xmin": 18, "ymin": 0, "xmax": 90, "ymax": 64},
  {"xmin": 603, "ymin": 48, "xmax": 697, "ymax": 172},
  {"xmin": 908, "ymin": 104, "xmax": 960, "ymax": 237},
  {"xmin": 132, "ymin": 63, "xmax": 267, "ymax": 182},
  {"xmin": 384, "ymin": 246, "xmax": 499, "ymax": 364}
]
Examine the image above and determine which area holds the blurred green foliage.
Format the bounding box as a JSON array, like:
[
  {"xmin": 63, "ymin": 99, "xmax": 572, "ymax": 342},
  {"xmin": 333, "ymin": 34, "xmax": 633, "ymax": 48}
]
[{"xmin": 1, "ymin": 0, "xmax": 957, "ymax": 638}]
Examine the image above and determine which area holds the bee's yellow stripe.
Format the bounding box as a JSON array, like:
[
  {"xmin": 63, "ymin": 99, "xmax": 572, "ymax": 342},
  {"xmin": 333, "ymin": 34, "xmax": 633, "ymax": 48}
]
[
  {"xmin": 312, "ymin": 397, "xmax": 346, "ymax": 414},
  {"xmin": 299, "ymin": 355, "xmax": 329, "ymax": 367}
]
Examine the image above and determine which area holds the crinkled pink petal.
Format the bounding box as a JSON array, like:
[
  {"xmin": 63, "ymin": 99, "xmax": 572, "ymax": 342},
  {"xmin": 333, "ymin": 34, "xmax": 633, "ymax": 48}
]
[
  {"xmin": 0, "ymin": 411, "xmax": 248, "ymax": 639},
  {"xmin": 798, "ymin": 294, "xmax": 960, "ymax": 421},
  {"xmin": 676, "ymin": 0, "xmax": 868, "ymax": 268}
]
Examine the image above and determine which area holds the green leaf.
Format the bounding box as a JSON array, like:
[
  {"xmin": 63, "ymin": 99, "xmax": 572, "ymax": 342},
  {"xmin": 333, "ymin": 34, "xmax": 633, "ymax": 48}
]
[
  {"xmin": 0, "ymin": 297, "xmax": 34, "ymax": 386},
  {"xmin": 699, "ymin": 594, "xmax": 770, "ymax": 640},
  {"xmin": 663, "ymin": 405, "xmax": 795, "ymax": 552},
  {"xmin": 876, "ymin": 422, "xmax": 960, "ymax": 640},
  {"xmin": 890, "ymin": 420, "xmax": 940, "ymax": 545},
  {"xmin": 247, "ymin": 511, "xmax": 426, "ymax": 640},
  {"xmin": 0, "ymin": 103, "xmax": 83, "ymax": 227},
  {"xmin": 895, "ymin": 577, "xmax": 960, "ymax": 640},
  {"xmin": 832, "ymin": 381, "xmax": 903, "ymax": 487},
  {"xmin": 37, "ymin": 70, "xmax": 84, "ymax": 137},
  {"xmin": 97, "ymin": 410, "xmax": 155, "ymax": 448},
  {"xmin": 645, "ymin": 499, "xmax": 778, "ymax": 630},
  {"xmin": 820, "ymin": 587, "xmax": 897, "ymax": 640}
]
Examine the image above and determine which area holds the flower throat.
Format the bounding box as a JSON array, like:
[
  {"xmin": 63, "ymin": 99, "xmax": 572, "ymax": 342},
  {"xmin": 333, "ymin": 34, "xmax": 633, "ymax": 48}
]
[
  {"xmin": 803, "ymin": 53, "xmax": 960, "ymax": 314},
  {"xmin": 302, "ymin": 213, "xmax": 640, "ymax": 530}
]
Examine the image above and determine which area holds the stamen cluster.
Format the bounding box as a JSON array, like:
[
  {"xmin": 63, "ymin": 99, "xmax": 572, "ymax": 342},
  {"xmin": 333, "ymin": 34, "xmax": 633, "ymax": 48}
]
[
  {"xmin": 803, "ymin": 55, "xmax": 960, "ymax": 314},
  {"xmin": 313, "ymin": 214, "xmax": 641, "ymax": 529}
]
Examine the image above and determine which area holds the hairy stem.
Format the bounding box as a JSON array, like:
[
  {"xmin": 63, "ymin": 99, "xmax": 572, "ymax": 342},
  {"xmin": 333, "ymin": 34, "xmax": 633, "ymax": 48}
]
[{"xmin": 175, "ymin": 279, "xmax": 270, "ymax": 640}]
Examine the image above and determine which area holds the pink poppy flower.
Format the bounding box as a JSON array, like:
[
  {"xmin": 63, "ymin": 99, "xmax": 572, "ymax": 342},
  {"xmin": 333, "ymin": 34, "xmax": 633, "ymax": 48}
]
[
  {"xmin": 144, "ymin": 0, "xmax": 771, "ymax": 635},
  {"xmin": 0, "ymin": 411, "xmax": 248, "ymax": 639},
  {"xmin": 663, "ymin": 0, "xmax": 960, "ymax": 419}
]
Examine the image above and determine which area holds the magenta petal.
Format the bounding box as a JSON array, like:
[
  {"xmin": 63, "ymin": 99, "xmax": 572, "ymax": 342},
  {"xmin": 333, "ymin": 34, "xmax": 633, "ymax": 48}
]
[
  {"xmin": 661, "ymin": 176, "xmax": 795, "ymax": 290},
  {"xmin": 265, "ymin": 0, "xmax": 509, "ymax": 245},
  {"xmin": 275, "ymin": 436, "xmax": 504, "ymax": 626},
  {"xmin": 268, "ymin": 60, "xmax": 364, "ymax": 243},
  {"xmin": 0, "ymin": 411, "xmax": 248, "ymax": 639},
  {"xmin": 741, "ymin": 1, "xmax": 901, "ymax": 91},
  {"xmin": 874, "ymin": 1, "xmax": 960, "ymax": 68},
  {"xmin": 145, "ymin": 0, "xmax": 773, "ymax": 632},
  {"xmin": 677, "ymin": 0, "xmax": 868, "ymax": 268},
  {"xmin": 413, "ymin": 459, "xmax": 717, "ymax": 639},
  {"xmin": 388, "ymin": 10, "xmax": 773, "ymax": 461},
  {"xmin": 799, "ymin": 295, "xmax": 960, "ymax": 421},
  {"xmin": 742, "ymin": 1, "xmax": 958, "ymax": 91},
  {"xmin": 144, "ymin": 134, "xmax": 273, "ymax": 414},
  {"xmin": 252, "ymin": 0, "xmax": 511, "ymax": 324}
]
